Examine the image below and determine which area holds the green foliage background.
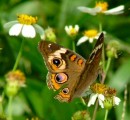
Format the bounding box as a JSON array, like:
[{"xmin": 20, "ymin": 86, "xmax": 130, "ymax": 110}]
[{"xmin": 0, "ymin": 0, "xmax": 130, "ymax": 120}]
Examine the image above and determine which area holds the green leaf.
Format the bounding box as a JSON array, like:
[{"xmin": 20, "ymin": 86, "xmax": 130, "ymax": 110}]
[{"xmin": 108, "ymin": 58, "xmax": 130, "ymax": 92}]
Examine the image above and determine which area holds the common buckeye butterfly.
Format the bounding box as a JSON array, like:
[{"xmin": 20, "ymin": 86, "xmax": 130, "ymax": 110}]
[{"xmin": 38, "ymin": 33, "xmax": 104, "ymax": 102}]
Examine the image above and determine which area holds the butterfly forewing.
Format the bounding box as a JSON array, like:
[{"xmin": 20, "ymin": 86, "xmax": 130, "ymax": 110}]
[{"xmin": 72, "ymin": 33, "xmax": 104, "ymax": 99}]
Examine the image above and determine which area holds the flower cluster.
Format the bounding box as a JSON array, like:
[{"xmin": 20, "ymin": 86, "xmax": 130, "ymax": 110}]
[
  {"xmin": 3, "ymin": 1, "xmax": 123, "ymax": 118},
  {"xmin": 87, "ymin": 83, "xmax": 121, "ymax": 109},
  {"xmin": 64, "ymin": 26, "xmax": 102, "ymax": 45}
]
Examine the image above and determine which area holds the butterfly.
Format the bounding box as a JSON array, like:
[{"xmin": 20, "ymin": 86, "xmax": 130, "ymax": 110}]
[{"xmin": 38, "ymin": 33, "xmax": 104, "ymax": 102}]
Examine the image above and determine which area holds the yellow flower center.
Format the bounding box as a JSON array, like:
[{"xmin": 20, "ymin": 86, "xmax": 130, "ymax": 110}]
[
  {"xmin": 6, "ymin": 70, "xmax": 26, "ymax": 86},
  {"xmin": 70, "ymin": 28, "xmax": 78, "ymax": 36},
  {"xmin": 84, "ymin": 29, "xmax": 98, "ymax": 38},
  {"xmin": 17, "ymin": 14, "xmax": 37, "ymax": 25},
  {"xmin": 90, "ymin": 83, "xmax": 108, "ymax": 94},
  {"xmin": 104, "ymin": 88, "xmax": 117, "ymax": 97},
  {"xmin": 95, "ymin": 2, "xmax": 108, "ymax": 12}
]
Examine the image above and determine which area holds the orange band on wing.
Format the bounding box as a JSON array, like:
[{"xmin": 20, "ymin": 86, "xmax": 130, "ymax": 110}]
[
  {"xmin": 59, "ymin": 92, "xmax": 70, "ymax": 99},
  {"xmin": 55, "ymin": 92, "xmax": 71, "ymax": 102},
  {"xmin": 51, "ymin": 64, "xmax": 58, "ymax": 70},
  {"xmin": 51, "ymin": 74, "xmax": 61, "ymax": 90},
  {"xmin": 77, "ymin": 59, "xmax": 84, "ymax": 66},
  {"xmin": 69, "ymin": 54, "xmax": 77, "ymax": 61}
]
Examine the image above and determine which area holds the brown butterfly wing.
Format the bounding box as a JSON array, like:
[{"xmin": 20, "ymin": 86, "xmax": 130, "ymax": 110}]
[
  {"xmin": 38, "ymin": 33, "xmax": 104, "ymax": 102},
  {"xmin": 72, "ymin": 33, "xmax": 104, "ymax": 99},
  {"xmin": 38, "ymin": 41, "xmax": 86, "ymax": 102}
]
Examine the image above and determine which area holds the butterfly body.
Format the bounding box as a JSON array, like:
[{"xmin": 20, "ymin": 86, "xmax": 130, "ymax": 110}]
[{"xmin": 38, "ymin": 33, "xmax": 104, "ymax": 102}]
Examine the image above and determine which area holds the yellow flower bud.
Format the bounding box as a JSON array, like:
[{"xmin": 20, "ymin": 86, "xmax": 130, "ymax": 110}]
[
  {"xmin": 103, "ymin": 97, "xmax": 113, "ymax": 110},
  {"xmin": 72, "ymin": 110, "xmax": 90, "ymax": 120},
  {"xmin": 45, "ymin": 27, "xmax": 56, "ymax": 43},
  {"xmin": 106, "ymin": 40, "xmax": 120, "ymax": 58}
]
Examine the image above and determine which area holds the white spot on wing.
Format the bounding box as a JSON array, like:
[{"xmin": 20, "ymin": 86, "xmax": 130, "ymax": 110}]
[
  {"xmin": 48, "ymin": 44, "xmax": 51, "ymax": 48},
  {"xmin": 48, "ymin": 48, "xmax": 67, "ymax": 70},
  {"xmin": 93, "ymin": 43, "xmax": 103, "ymax": 53},
  {"xmin": 88, "ymin": 43, "xmax": 103, "ymax": 63}
]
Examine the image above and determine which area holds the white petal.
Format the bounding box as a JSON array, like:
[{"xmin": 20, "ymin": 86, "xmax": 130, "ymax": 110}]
[
  {"xmin": 89, "ymin": 38, "xmax": 94, "ymax": 43},
  {"xmin": 4, "ymin": 21, "xmax": 18, "ymax": 29},
  {"xmin": 104, "ymin": 5, "xmax": 124, "ymax": 15},
  {"xmin": 69, "ymin": 26, "xmax": 73, "ymax": 30},
  {"xmin": 75, "ymin": 25, "xmax": 79, "ymax": 32},
  {"xmin": 77, "ymin": 6, "xmax": 101, "ymax": 15},
  {"xmin": 9, "ymin": 23, "xmax": 22, "ymax": 36},
  {"xmin": 77, "ymin": 36, "xmax": 88, "ymax": 46},
  {"xmin": 88, "ymin": 93, "xmax": 98, "ymax": 107},
  {"xmin": 98, "ymin": 94, "xmax": 105, "ymax": 101},
  {"xmin": 33, "ymin": 24, "xmax": 45, "ymax": 39},
  {"xmin": 22, "ymin": 25, "xmax": 36, "ymax": 38},
  {"xmin": 113, "ymin": 96, "xmax": 121, "ymax": 105},
  {"xmin": 65, "ymin": 26, "xmax": 70, "ymax": 34},
  {"xmin": 94, "ymin": 36, "xmax": 99, "ymax": 39},
  {"xmin": 98, "ymin": 94, "xmax": 105, "ymax": 108},
  {"xmin": 98, "ymin": 99, "xmax": 104, "ymax": 108}
]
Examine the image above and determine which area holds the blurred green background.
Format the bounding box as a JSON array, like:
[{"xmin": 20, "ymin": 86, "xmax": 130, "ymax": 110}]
[{"xmin": 0, "ymin": 0, "xmax": 130, "ymax": 120}]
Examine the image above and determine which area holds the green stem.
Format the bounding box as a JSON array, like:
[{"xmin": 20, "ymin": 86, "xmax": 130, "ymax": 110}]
[
  {"xmin": 80, "ymin": 97, "xmax": 86, "ymax": 106},
  {"xmin": 0, "ymin": 101, "xmax": 3, "ymax": 115},
  {"xmin": 102, "ymin": 57, "xmax": 112, "ymax": 85},
  {"xmin": 105, "ymin": 57, "xmax": 111, "ymax": 74},
  {"xmin": 92, "ymin": 100, "xmax": 99, "ymax": 120},
  {"xmin": 0, "ymin": 92, "xmax": 5, "ymax": 115},
  {"xmin": 13, "ymin": 39, "xmax": 24, "ymax": 71},
  {"xmin": 72, "ymin": 40, "xmax": 76, "ymax": 52},
  {"xmin": 104, "ymin": 110, "xmax": 109, "ymax": 120},
  {"xmin": 99, "ymin": 22, "xmax": 102, "ymax": 32},
  {"xmin": 8, "ymin": 96, "xmax": 13, "ymax": 120}
]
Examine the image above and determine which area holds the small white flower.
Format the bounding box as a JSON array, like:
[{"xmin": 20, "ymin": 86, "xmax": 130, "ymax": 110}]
[
  {"xmin": 65, "ymin": 25, "xmax": 79, "ymax": 36},
  {"xmin": 113, "ymin": 96, "xmax": 121, "ymax": 105},
  {"xmin": 88, "ymin": 93, "xmax": 105, "ymax": 108},
  {"xmin": 78, "ymin": 2, "xmax": 124, "ymax": 16},
  {"xmin": 77, "ymin": 29, "xmax": 101, "ymax": 46},
  {"xmin": 88, "ymin": 83, "xmax": 121, "ymax": 109},
  {"xmin": 4, "ymin": 14, "xmax": 44, "ymax": 39}
]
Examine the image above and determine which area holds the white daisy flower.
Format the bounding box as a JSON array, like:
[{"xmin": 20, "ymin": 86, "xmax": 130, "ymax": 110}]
[
  {"xmin": 87, "ymin": 83, "xmax": 108, "ymax": 108},
  {"xmin": 65, "ymin": 25, "xmax": 79, "ymax": 36},
  {"xmin": 77, "ymin": 29, "xmax": 101, "ymax": 45},
  {"xmin": 78, "ymin": 2, "xmax": 124, "ymax": 16},
  {"xmin": 88, "ymin": 93, "xmax": 105, "ymax": 108},
  {"xmin": 4, "ymin": 14, "xmax": 44, "ymax": 39},
  {"xmin": 88, "ymin": 83, "xmax": 121, "ymax": 109}
]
